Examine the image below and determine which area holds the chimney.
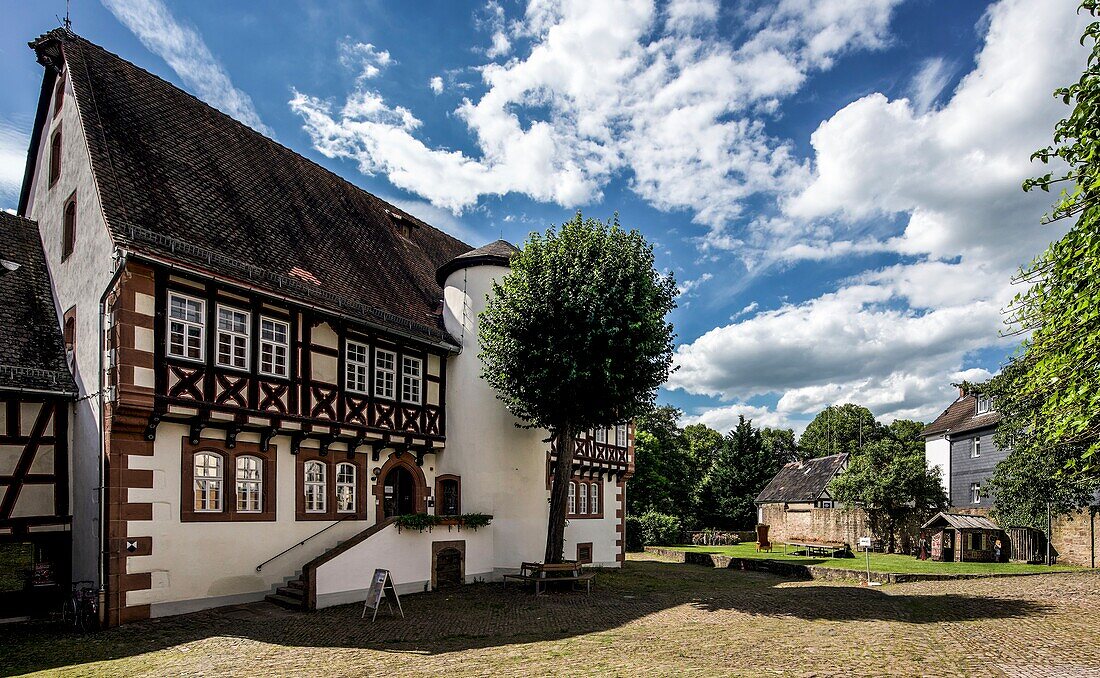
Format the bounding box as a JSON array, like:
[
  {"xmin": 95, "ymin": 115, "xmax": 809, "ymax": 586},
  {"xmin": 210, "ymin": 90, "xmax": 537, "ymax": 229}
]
[{"xmin": 959, "ymin": 385, "xmax": 966, "ymax": 398}]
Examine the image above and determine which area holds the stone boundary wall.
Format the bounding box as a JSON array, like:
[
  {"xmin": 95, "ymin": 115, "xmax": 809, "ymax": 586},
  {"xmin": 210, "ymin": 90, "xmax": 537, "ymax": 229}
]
[
  {"xmin": 758, "ymin": 504, "xmax": 868, "ymax": 546},
  {"xmin": 1050, "ymin": 508, "xmax": 1098, "ymax": 567}
]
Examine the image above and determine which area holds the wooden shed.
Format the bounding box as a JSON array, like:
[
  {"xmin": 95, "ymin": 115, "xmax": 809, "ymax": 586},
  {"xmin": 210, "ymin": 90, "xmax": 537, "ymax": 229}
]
[{"xmin": 922, "ymin": 513, "xmax": 1006, "ymax": 563}]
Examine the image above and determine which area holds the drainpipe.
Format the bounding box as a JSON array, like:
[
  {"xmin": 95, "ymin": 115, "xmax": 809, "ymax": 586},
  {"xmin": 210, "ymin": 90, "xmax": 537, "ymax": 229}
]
[
  {"xmin": 98, "ymin": 249, "xmax": 128, "ymax": 622},
  {"xmin": 1046, "ymin": 501, "xmax": 1052, "ymax": 566}
]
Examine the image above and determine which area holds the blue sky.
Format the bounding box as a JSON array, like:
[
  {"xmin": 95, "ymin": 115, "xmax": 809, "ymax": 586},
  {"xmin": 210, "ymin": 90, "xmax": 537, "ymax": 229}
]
[{"xmin": 0, "ymin": 0, "xmax": 1086, "ymax": 434}]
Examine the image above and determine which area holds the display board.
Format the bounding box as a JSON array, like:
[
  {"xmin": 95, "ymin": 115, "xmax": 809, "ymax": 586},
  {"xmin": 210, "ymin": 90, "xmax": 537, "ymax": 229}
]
[{"xmin": 362, "ymin": 568, "xmax": 404, "ymax": 621}]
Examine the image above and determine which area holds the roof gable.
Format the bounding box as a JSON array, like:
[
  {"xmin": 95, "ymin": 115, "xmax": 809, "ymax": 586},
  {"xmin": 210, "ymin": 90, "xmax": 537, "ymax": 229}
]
[
  {"xmin": 755, "ymin": 453, "xmax": 848, "ymax": 504},
  {"xmin": 30, "ymin": 30, "xmax": 473, "ymax": 345},
  {"xmin": 922, "ymin": 393, "xmax": 1000, "ymax": 438}
]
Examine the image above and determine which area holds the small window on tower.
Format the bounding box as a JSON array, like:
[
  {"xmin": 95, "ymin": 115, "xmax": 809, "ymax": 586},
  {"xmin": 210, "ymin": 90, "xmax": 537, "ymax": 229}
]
[{"xmin": 54, "ymin": 76, "xmax": 65, "ymax": 117}]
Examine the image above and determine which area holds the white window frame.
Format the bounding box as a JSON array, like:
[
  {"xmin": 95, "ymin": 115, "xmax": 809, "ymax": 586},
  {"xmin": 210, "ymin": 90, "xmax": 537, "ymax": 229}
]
[
  {"xmin": 305, "ymin": 461, "xmax": 327, "ymax": 513},
  {"xmin": 594, "ymin": 428, "xmax": 607, "ymax": 444},
  {"xmin": 615, "ymin": 424, "xmax": 628, "ymax": 447},
  {"xmin": 235, "ymin": 455, "xmax": 262, "ymax": 513},
  {"xmin": 976, "ymin": 394, "xmax": 994, "ymax": 414},
  {"xmin": 345, "ymin": 340, "xmax": 369, "ymax": 394},
  {"xmin": 972, "ymin": 438, "xmax": 981, "ymax": 458},
  {"xmin": 193, "ymin": 452, "xmax": 223, "ymax": 512},
  {"xmin": 590, "ymin": 482, "xmax": 599, "ymax": 514},
  {"xmin": 568, "ymin": 481, "xmax": 576, "ymax": 515},
  {"xmin": 259, "ymin": 317, "xmax": 290, "ymax": 378},
  {"xmin": 336, "ymin": 462, "xmax": 356, "ymax": 513},
  {"xmin": 168, "ymin": 292, "xmax": 205, "ymax": 363},
  {"xmin": 971, "ymin": 482, "xmax": 981, "ymax": 504},
  {"xmin": 579, "ymin": 482, "xmax": 588, "ymax": 514},
  {"xmin": 215, "ymin": 305, "xmax": 250, "ymax": 371},
  {"xmin": 401, "ymin": 355, "xmax": 423, "ymax": 404},
  {"xmin": 374, "ymin": 348, "xmax": 396, "ymax": 400}
]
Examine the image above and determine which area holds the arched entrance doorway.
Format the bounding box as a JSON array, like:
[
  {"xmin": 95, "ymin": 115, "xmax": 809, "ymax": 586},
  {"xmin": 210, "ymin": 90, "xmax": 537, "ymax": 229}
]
[{"xmin": 383, "ymin": 465, "xmax": 417, "ymax": 518}]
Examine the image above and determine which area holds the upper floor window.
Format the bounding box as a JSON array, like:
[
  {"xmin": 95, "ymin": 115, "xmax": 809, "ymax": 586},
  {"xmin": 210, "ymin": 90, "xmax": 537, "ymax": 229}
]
[
  {"xmin": 216, "ymin": 306, "xmax": 250, "ymax": 371},
  {"xmin": 193, "ymin": 452, "xmax": 223, "ymax": 512},
  {"xmin": 615, "ymin": 424, "xmax": 628, "ymax": 447},
  {"xmin": 336, "ymin": 462, "xmax": 357, "ymax": 513},
  {"xmin": 401, "ymin": 356, "xmax": 422, "ymax": 404},
  {"xmin": 304, "ymin": 461, "xmax": 327, "ymax": 513},
  {"xmin": 168, "ymin": 292, "xmax": 205, "ymax": 362},
  {"xmin": 346, "ymin": 341, "xmax": 369, "ymax": 394},
  {"xmin": 375, "ymin": 348, "xmax": 396, "ymax": 399},
  {"xmin": 53, "ymin": 76, "xmax": 65, "ymax": 117},
  {"xmin": 62, "ymin": 195, "xmax": 76, "ymax": 260},
  {"xmin": 970, "ymin": 482, "xmax": 981, "ymax": 504},
  {"xmin": 235, "ymin": 455, "xmax": 262, "ymax": 513},
  {"xmin": 971, "ymin": 439, "xmax": 981, "ymax": 458},
  {"xmin": 259, "ymin": 317, "xmax": 289, "ymax": 378},
  {"xmin": 49, "ymin": 128, "xmax": 62, "ymax": 186},
  {"xmin": 594, "ymin": 428, "xmax": 607, "ymax": 444},
  {"xmin": 976, "ymin": 394, "xmax": 994, "ymax": 414}
]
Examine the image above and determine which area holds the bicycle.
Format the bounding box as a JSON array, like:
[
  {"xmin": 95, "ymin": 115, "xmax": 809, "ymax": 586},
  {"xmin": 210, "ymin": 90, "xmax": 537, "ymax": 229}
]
[{"xmin": 62, "ymin": 580, "xmax": 99, "ymax": 632}]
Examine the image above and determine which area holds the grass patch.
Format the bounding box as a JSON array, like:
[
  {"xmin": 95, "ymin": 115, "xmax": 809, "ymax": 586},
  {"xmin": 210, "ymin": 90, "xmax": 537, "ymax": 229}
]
[{"xmin": 663, "ymin": 541, "xmax": 1080, "ymax": 575}]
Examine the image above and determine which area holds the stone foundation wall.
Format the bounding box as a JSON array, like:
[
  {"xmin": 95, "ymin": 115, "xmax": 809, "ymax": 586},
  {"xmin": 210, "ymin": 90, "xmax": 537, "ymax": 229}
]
[{"xmin": 758, "ymin": 504, "xmax": 868, "ymax": 546}]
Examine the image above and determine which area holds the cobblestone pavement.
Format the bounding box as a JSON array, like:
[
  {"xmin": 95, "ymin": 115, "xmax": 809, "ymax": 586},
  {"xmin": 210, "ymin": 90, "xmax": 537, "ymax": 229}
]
[{"xmin": 2, "ymin": 557, "xmax": 1098, "ymax": 677}]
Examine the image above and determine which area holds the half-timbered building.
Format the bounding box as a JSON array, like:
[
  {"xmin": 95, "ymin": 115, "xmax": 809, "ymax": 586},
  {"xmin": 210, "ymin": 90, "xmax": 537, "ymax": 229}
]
[
  {"xmin": 0, "ymin": 211, "xmax": 76, "ymax": 619},
  {"xmin": 16, "ymin": 29, "xmax": 633, "ymax": 626}
]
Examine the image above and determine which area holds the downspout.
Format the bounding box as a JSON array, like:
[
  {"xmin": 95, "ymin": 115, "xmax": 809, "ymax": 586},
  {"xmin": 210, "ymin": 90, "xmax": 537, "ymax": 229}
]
[{"xmin": 98, "ymin": 248, "xmax": 127, "ymax": 621}]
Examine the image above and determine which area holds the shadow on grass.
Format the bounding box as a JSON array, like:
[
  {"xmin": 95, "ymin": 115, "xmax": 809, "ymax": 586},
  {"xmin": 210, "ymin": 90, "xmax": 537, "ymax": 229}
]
[{"xmin": 0, "ymin": 560, "xmax": 1055, "ymax": 676}]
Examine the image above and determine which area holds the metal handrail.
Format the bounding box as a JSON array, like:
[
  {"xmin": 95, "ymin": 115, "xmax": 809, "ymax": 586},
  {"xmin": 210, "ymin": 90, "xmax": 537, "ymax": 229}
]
[{"xmin": 255, "ymin": 513, "xmax": 359, "ymax": 571}]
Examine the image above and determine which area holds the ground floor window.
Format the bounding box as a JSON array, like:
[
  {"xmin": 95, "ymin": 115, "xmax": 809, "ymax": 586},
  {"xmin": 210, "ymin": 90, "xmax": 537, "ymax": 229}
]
[
  {"xmin": 296, "ymin": 452, "xmax": 367, "ymax": 520},
  {"xmin": 566, "ymin": 477, "xmax": 604, "ymax": 518},
  {"xmin": 436, "ymin": 475, "xmax": 461, "ymax": 516},
  {"xmin": 182, "ymin": 438, "xmax": 275, "ymax": 521}
]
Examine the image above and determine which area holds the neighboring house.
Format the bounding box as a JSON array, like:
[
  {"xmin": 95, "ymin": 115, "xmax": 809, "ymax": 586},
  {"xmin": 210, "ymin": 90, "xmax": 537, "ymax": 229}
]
[
  {"xmin": 17, "ymin": 29, "xmax": 633, "ymax": 626},
  {"xmin": 755, "ymin": 453, "xmax": 849, "ymax": 523},
  {"xmin": 0, "ymin": 212, "xmax": 77, "ymax": 618},
  {"xmin": 922, "ymin": 388, "xmax": 1004, "ymax": 509}
]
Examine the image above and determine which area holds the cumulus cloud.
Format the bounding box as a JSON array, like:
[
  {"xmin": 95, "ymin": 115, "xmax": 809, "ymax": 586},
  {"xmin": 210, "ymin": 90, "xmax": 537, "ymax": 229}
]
[
  {"xmin": 101, "ymin": 0, "xmax": 271, "ymax": 135},
  {"xmin": 429, "ymin": 76, "xmax": 444, "ymax": 94},
  {"xmin": 290, "ymin": 0, "xmax": 901, "ymax": 237},
  {"xmin": 678, "ymin": 272, "xmax": 713, "ymax": 297},
  {"xmin": 0, "ymin": 121, "xmax": 28, "ymax": 208},
  {"xmin": 339, "ymin": 40, "xmax": 392, "ymax": 81},
  {"xmin": 682, "ymin": 402, "xmax": 808, "ymax": 436}
]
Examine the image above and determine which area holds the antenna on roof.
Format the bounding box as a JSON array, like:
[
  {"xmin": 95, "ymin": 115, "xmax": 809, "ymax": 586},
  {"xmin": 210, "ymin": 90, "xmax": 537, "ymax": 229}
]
[{"xmin": 59, "ymin": 0, "xmax": 72, "ymax": 31}]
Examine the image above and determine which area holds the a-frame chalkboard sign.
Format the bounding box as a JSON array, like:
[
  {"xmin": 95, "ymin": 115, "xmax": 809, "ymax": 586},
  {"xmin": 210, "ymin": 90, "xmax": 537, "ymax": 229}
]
[{"xmin": 361, "ymin": 568, "xmax": 404, "ymax": 621}]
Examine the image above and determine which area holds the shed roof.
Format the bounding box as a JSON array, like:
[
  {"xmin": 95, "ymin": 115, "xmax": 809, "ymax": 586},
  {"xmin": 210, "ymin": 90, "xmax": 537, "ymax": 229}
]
[
  {"xmin": 755, "ymin": 453, "xmax": 848, "ymax": 504},
  {"xmin": 921, "ymin": 512, "xmax": 1000, "ymax": 531}
]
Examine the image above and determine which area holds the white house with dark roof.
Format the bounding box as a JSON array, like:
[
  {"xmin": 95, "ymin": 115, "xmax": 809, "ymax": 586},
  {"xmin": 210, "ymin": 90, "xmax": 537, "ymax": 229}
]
[{"xmin": 15, "ymin": 28, "xmax": 632, "ymax": 626}]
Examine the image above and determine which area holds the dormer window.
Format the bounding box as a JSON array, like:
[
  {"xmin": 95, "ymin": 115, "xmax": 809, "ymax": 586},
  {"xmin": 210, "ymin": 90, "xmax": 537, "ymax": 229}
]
[
  {"xmin": 976, "ymin": 394, "xmax": 994, "ymax": 414},
  {"xmin": 386, "ymin": 209, "xmax": 416, "ymax": 239}
]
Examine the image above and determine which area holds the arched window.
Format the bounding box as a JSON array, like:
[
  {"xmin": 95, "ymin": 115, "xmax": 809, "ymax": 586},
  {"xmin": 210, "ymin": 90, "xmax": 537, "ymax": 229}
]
[
  {"xmin": 235, "ymin": 455, "xmax": 262, "ymax": 513},
  {"xmin": 193, "ymin": 453, "xmax": 223, "ymax": 512},
  {"xmin": 579, "ymin": 481, "xmax": 588, "ymax": 514},
  {"xmin": 438, "ymin": 477, "xmax": 460, "ymax": 516},
  {"xmin": 304, "ymin": 461, "xmax": 327, "ymax": 513},
  {"xmin": 62, "ymin": 197, "xmax": 76, "ymax": 260},
  {"xmin": 568, "ymin": 482, "xmax": 576, "ymax": 515},
  {"xmin": 49, "ymin": 129, "xmax": 62, "ymax": 185},
  {"xmin": 336, "ymin": 462, "xmax": 356, "ymax": 513},
  {"xmin": 590, "ymin": 482, "xmax": 599, "ymax": 515},
  {"xmin": 54, "ymin": 76, "xmax": 65, "ymax": 116}
]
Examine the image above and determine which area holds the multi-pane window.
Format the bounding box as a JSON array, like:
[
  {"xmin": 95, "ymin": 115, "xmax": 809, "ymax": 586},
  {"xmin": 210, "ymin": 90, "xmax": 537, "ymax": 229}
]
[
  {"xmin": 374, "ymin": 349, "xmax": 396, "ymax": 399},
  {"xmin": 336, "ymin": 462, "xmax": 356, "ymax": 513},
  {"xmin": 194, "ymin": 453, "xmax": 223, "ymax": 512},
  {"xmin": 401, "ymin": 356, "xmax": 422, "ymax": 404},
  {"xmin": 259, "ymin": 317, "xmax": 290, "ymax": 377},
  {"xmin": 976, "ymin": 394, "xmax": 994, "ymax": 414},
  {"xmin": 971, "ymin": 439, "xmax": 981, "ymax": 459},
  {"xmin": 970, "ymin": 483, "xmax": 981, "ymax": 504},
  {"xmin": 568, "ymin": 482, "xmax": 576, "ymax": 515},
  {"xmin": 590, "ymin": 482, "xmax": 599, "ymax": 515},
  {"xmin": 216, "ymin": 306, "xmax": 250, "ymax": 370},
  {"xmin": 595, "ymin": 428, "xmax": 607, "ymax": 443},
  {"xmin": 304, "ymin": 461, "xmax": 327, "ymax": 513},
  {"xmin": 235, "ymin": 455, "xmax": 262, "ymax": 512},
  {"xmin": 346, "ymin": 341, "xmax": 369, "ymax": 393},
  {"xmin": 579, "ymin": 482, "xmax": 588, "ymax": 514},
  {"xmin": 615, "ymin": 425, "xmax": 628, "ymax": 447},
  {"xmin": 168, "ymin": 293, "xmax": 205, "ymax": 361}
]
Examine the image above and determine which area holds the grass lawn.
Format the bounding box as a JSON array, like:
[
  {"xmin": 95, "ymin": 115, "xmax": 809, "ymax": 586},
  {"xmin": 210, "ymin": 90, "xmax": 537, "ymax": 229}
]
[{"xmin": 663, "ymin": 541, "xmax": 1081, "ymax": 575}]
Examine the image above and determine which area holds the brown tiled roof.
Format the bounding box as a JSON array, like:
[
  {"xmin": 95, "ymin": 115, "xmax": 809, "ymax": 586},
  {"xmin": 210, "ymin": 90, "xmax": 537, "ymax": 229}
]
[
  {"xmin": 0, "ymin": 212, "xmax": 76, "ymax": 395},
  {"xmin": 922, "ymin": 512, "xmax": 1000, "ymax": 531},
  {"xmin": 28, "ymin": 30, "xmax": 473, "ymax": 346},
  {"xmin": 922, "ymin": 394, "xmax": 1000, "ymax": 437},
  {"xmin": 755, "ymin": 453, "xmax": 848, "ymax": 504},
  {"xmin": 436, "ymin": 239, "xmax": 518, "ymax": 284}
]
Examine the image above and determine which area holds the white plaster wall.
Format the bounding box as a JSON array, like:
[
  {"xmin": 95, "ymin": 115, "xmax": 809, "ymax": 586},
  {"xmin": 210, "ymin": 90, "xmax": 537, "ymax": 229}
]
[
  {"xmin": 562, "ymin": 476, "xmax": 620, "ymax": 566},
  {"xmin": 440, "ymin": 264, "xmax": 621, "ymax": 570},
  {"xmin": 124, "ymin": 423, "xmax": 383, "ymax": 612},
  {"xmin": 925, "ymin": 436, "xmax": 950, "ymax": 499},
  {"xmin": 315, "ymin": 524, "xmax": 494, "ymax": 606},
  {"xmin": 25, "ymin": 68, "xmax": 119, "ymax": 586}
]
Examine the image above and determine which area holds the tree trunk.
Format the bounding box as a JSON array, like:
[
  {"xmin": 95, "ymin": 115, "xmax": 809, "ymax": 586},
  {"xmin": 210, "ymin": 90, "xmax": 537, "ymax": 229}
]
[{"xmin": 545, "ymin": 422, "xmax": 575, "ymax": 564}]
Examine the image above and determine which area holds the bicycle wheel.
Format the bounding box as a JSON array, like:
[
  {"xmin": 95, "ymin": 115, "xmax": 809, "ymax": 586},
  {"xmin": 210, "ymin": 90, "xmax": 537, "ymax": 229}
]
[{"xmin": 62, "ymin": 597, "xmax": 77, "ymax": 629}]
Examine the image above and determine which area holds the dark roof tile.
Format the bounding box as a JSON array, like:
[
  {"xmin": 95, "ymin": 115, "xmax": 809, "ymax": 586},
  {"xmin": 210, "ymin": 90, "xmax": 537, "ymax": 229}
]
[
  {"xmin": 755, "ymin": 453, "xmax": 848, "ymax": 504},
  {"xmin": 922, "ymin": 394, "xmax": 1000, "ymax": 437}
]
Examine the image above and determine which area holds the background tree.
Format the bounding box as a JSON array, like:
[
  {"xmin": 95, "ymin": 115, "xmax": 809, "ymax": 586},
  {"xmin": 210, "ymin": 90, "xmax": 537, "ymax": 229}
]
[
  {"xmin": 991, "ymin": 1, "xmax": 1100, "ymax": 477},
  {"xmin": 798, "ymin": 404, "xmax": 883, "ymax": 458},
  {"xmin": 629, "ymin": 406, "xmax": 690, "ymax": 518},
  {"xmin": 761, "ymin": 427, "xmax": 799, "ymax": 466},
  {"xmin": 480, "ymin": 213, "xmax": 677, "ymax": 563},
  {"xmin": 830, "ymin": 437, "xmax": 947, "ymax": 552},
  {"xmin": 699, "ymin": 416, "xmax": 785, "ymax": 529},
  {"xmin": 886, "ymin": 419, "xmax": 925, "ymax": 447}
]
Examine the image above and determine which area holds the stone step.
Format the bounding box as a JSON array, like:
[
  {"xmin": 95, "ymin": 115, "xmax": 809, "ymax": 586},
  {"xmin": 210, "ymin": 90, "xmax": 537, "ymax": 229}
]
[
  {"xmin": 276, "ymin": 585, "xmax": 304, "ymax": 600},
  {"xmin": 265, "ymin": 593, "xmax": 305, "ymax": 610},
  {"xmin": 286, "ymin": 579, "xmax": 305, "ymax": 590}
]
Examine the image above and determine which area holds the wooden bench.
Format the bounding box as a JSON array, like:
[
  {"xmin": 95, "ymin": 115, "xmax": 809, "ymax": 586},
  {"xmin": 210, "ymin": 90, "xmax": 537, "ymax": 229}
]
[
  {"xmin": 502, "ymin": 561, "xmax": 595, "ymax": 595},
  {"xmin": 785, "ymin": 541, "xmax": 852, "ymax": 558}
]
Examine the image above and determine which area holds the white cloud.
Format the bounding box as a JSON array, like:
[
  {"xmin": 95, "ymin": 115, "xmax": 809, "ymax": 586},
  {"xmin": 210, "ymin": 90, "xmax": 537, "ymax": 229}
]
[
  {"xmin": 290, "ymin": 0, "xmax": 901, "ymax": 237},
  {"xmin": 682, "ymin": 403, "xmax": 808, "ymax": 436},
  {"xmin": 0, "ymin": 121, "xmax": 28, "ymax": 207},
  {"xmin": 678, "ymin": 272, "xmax": 713, "ymax": 296},
  {"xmin": 101, "ymin": 0, "xmax": 270, "ymax": 135},
  {"xmin": 429, "ymin": 76, "xmax": 444, "ymax": 94},
  {"xmin": 731, "ymin": 301, "xmax": 759, "ymax": 320},
  {"xmin": 908, "ymin": 57, "xmax": 953, "ymax": 113},
  {"xmin": 339, "ymin": 40, "xmax": 392, "ymax": 81}
]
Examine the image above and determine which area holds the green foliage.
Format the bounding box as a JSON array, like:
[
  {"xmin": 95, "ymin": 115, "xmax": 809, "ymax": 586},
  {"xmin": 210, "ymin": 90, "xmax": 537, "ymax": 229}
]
[
  {"xmin": 761, "ymin": 427, "xmax": 799, "ymax": 466},
  {"xmin": 632, "ymin": 510, "xmax": 683, "ymax": 547},
  {"xmin": 998, "ymin": 2, "xmax": 1100, "ymax": 478},
  {"xmin": 624, "ymin": 516, "xmax": 645, "ymax": 551},
  {"xmin": 798, "ymin": 404, "xmax": 883, "ymax": 458},
  {"xmin": 886, "ymin": 419, "xmax": 925, "ymax": 445},
  {"xmin": 394, "ymin": 513, "xmax": 442, "ymax": 532},
  {"xmin": 830, "ymin": 437, "xmax": 947, "ymax": 552},
  {"xmin": 479, "ymin": 212, "xmax": 678, "ymax": 432},
  {"xmin": 699, "ymin": 416, "xmax": 783, "ymax": 529},
  {"xmin": 458, "ymin": 513, "xmax": 493, "ymax": 530}
]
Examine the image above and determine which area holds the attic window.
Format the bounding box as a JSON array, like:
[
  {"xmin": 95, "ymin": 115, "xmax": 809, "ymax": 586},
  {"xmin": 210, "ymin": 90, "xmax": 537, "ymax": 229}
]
[
  {"xmin": 289, "ymin": 267, "xmax": 321, "ymax": 286},
  {"xmin": 976, "ymin": 394, "xmax": 994, "ymax": 414},
  {"xmin": 386, "ymin": 209, "xmax": 417, "ymax": 239}
]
